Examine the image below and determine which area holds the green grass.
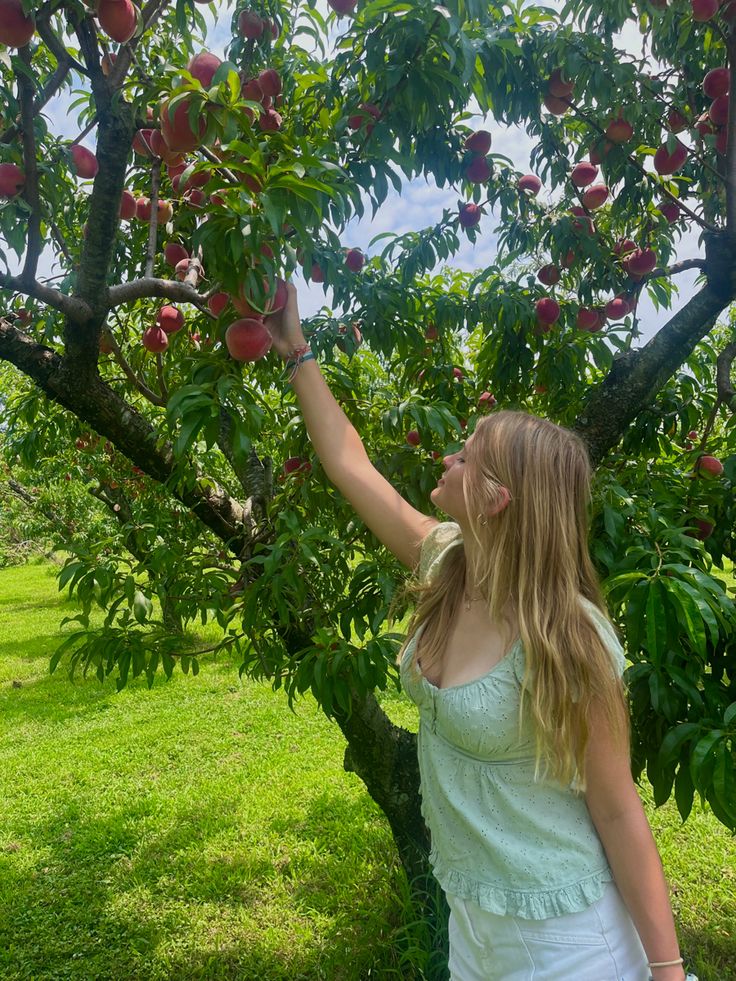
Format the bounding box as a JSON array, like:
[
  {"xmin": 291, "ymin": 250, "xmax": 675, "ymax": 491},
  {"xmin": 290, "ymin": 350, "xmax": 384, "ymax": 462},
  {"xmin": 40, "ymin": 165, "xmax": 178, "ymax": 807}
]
[{"xmin": 0, "ymin": 563, "xmax": 734, "ymax": 981}]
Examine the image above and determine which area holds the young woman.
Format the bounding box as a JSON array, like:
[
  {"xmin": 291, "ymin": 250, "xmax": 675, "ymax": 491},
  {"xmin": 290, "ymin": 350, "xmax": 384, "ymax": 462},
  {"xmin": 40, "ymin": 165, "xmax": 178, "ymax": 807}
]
[{"xmin": 265, "ymin": 283, "xmax": 694, "ymax": 981}]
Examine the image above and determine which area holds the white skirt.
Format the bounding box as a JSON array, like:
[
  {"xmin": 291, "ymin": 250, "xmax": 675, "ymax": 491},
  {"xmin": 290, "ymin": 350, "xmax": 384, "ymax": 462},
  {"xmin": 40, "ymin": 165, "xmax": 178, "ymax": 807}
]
[{"xmin": 446, "ymin": 880, "xmax": 650, "ymax": 980}]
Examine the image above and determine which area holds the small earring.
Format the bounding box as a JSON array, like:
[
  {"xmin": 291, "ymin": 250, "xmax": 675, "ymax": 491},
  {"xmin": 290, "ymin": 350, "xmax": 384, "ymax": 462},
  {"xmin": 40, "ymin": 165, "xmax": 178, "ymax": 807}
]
[{"xmin": 478, "ymin": 514, "xmax": 488, "ymax": 526}]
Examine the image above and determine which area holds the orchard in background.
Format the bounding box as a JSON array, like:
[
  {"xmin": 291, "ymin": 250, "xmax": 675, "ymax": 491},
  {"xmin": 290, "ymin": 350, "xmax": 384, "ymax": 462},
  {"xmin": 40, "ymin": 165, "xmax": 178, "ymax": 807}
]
[{"xmin": 1, "ymin": 0, "xmax": 735, "ymax": 975}]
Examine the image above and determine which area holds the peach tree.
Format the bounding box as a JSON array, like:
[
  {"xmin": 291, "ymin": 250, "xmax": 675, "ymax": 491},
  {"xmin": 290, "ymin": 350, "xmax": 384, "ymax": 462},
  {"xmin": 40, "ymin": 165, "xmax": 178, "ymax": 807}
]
[{"xmin": 1, "ymin": 0, "xmax": 736, "ymax": 973}]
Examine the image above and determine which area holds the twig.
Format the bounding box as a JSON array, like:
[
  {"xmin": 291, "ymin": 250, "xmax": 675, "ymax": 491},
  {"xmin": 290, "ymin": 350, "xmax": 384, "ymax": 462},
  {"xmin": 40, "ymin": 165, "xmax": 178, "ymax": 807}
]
[
  {"xmin": 0, "ymin": 58, "xmax": 72, "ymax": 145},
  {"xmin": 17, "ymin": 47, "xmax": 42, "ymax": 285},
  {"xmin": 559, "ymin": 97, "xmax": 718, "ymax": 231},
  {"xmin": 48, "ymin": 218, "xmax": 74, "ymax": 266},
  {"xmin": 70, "ymin": 115, "xmax": 99, "ymax": 147},
  {"xmin": 105, "ymin": 326, "xmax": 167, "ymax": 406},
  {"xmin": 144, "ymin": 159, "xmax": 161, "ymax": 279},
  {"xmin": 155, "ymin": 351, "xmax": 169, "ymax": 402}
]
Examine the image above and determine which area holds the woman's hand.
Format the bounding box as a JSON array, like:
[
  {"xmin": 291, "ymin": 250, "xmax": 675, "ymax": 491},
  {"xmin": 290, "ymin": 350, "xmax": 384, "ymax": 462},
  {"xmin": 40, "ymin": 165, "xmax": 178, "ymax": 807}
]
[{"xmin": 264, "ymin": 281, "xmax": 306, "ymax": 361}]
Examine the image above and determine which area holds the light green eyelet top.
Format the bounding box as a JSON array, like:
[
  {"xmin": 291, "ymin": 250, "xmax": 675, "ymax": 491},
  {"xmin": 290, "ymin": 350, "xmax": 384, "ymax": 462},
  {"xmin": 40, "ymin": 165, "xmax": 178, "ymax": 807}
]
[{"xmin": 399, "ymin": 522, "xmax": 626, "ymax": 920}]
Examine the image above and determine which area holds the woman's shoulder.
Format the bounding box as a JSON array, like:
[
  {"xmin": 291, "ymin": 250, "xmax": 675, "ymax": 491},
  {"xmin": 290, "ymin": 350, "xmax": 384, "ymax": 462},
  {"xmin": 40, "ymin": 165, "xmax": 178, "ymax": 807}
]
[{"xmin": 418, "ymin": 521, "xmax": 463, "ymax": 584}]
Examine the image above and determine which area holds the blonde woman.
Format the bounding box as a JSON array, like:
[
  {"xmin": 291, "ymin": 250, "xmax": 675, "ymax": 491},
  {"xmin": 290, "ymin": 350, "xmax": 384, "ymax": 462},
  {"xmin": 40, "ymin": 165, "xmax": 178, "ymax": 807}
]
[{"xmin": 265, "ymin": 284, "xmax": 694, "ymax": 981}]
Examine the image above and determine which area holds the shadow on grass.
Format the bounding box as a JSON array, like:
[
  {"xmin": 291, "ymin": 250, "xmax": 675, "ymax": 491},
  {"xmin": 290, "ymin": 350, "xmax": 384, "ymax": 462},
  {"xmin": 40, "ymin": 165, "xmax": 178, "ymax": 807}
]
[{"xmin": 0, "ymin": 788, "xmax": 415, "ymax": 981}]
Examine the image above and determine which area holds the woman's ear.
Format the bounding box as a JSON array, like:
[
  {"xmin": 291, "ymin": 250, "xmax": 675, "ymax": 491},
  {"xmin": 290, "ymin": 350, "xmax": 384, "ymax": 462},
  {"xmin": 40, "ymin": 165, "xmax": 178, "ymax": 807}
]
[{"xmin": 488, "ymin": 485, "xmax": 511, "ymax": 517}]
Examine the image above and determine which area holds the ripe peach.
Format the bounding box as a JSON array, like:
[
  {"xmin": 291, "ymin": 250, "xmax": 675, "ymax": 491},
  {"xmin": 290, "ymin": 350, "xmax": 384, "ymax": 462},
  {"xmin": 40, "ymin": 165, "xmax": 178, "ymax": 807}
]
[
  {"xmin": 625, "ymin": 248, "xmax": 657, "ymax": 276},
  {"xmin": 160, "ymin": 97, "xmax": 207, "ymax": 153},
  {"xmin": 0, "ymin": 0, "xmax": 35, "ymax": 47},
  {"xmin": 156, "ymin": 305, "xmax": 184, "ymax": 333},
  {"xmin": 347, "ymin": 102, "xmax": 380, "ymax": 132},
  {"xmin": 709, "ymin": 94, "xmax": 729, "ymax": 127},
  {"xmin": 284, "ymin": 457, "xmax": 311, "ymax": 475},
  {"xmin": 258, "ymin": 69, "xmax": 282, "ymax": 97},
  {"xmin": 133, "ymin": 129, "xmax": 155, "ymax": 157},
  {"xmin": 695, "ymin": 455, "xmax": 724, "ymax": 477},
  {"xmin": 589, "ymin": 139, "xmax": 614, "ymax": 164},
  {"xmin": 605, "ymin": 116, "xmax": 633, "ymax": 143},
  {"xmin": 536, "ymin": 297, "xmax": 561, "ymax": 325},
  {"xmin": 71, "ymin": 145, "xmax": 98, "ymax": 179},
  {"xmin": 406, "ymin": 430, "xmax": 421, "ymax": 447},
  {"xmin": 207, "ymin": 292, "xmax": 230, "ymax": 317},
  {"xmin": 576, "ymin": 307, "xmax": 600, "ymax": 330},
  {"xmin": 691, "ymin": 0, "xmax": 718, "ymax": 20},
  {"xmin": 225, "ymin": 318, "xmax": 273, "ymax": 361},
  {"xmin": 310, "ymin": 263, "xmax": 325, "ymax": 283},
  {"xmin": 0, "ymin": 162, "xmax": 25, "ymax": 198},
  {"xmin": 581, "ymin": 183, "xmax": 609, "ymax": 209},
  {"xmin": 164, "ymin": 242, "xmax": 189, "ymax": 267},
  {"xmin": 696, "ymin": 112, "xmax": 716, "ymax": 137},
  {"xmin": 425, "ymin": 323, "xmax": 438, "ymax": 341},
  {"xmin": 258, "ymin": 109, "xmax": 282, "ymax": 131},
  {"xmin": 667, "ymin": 108, "xmax": 688, "ymax": 132},
  {"xmin": 543, "ymin": 93, "xmax": 569, "ymax": 115},
  {"xmin": 238, "ymin": 10, "xmax": 264, "ymax": 37},
  {"xmin": 570, "ymin": 161, "xmax": 598, "ymax": 187},
  {"xmin": 613, "ymin": 238, "xmax": 637, "ymax": 257},
  {"xmin": 345, "ymin": 248, "xmax": 364, "ymax": 272},
  {"xmin": 188, "ymin": 51, "xmax": 222, "ymax": 88},
  {"xmin": 328, "ymin": 0, "xmax": 357, "ymax": 12},
  {"xmin": 548, "ymin": 69, "xmax": 574, "ymax": 98},
  {"xmin": 605, "ymin": 297, "xmax": 630, "ymax": 320},
  {"xmin": 478, "ymin": 391, "xmax": 496, "ymax": 409},
  {"xmin": 518, "ymin": 174, "xmax": 542, "ymax": 195},
  {"xmin": 142, "ymin": 326, "xmax": 169, "ymax": 353},
  {"xmin": 119, "ymin": 189, "xmax": 137, "ymax": 219},
  {"xmin": 716, "ymin": 128, "xmax": 729, "ymax": 155},
  {"xmin": 157, "ymin": 199, "xmax": 173, "ymax": 224},
  {"xmin": 135, "ymin": 196, "xmax": 151, "ymax": 221},
  {"xmin": 459, "ymin": 203, "xmax": 482, "ymax": 228},
  {"xmin": 653, "ymin": 141, "xmax": 687, "ymax": 174},
  {"xmin": 452, "ymin": 367, "xmax": 464, "ymax": 381},
  {"xmin": 97, "ymin": 0, "xmax": 137, "ymax": 43},
  {"xmin": 464, "ymin": 130, "xmax": 492, "ymax": 154},
  {"xmin": 537, "ymin": 263, "xmax": 560, "ymax": 286},
  {"xmin": 465, "ymin": 156, "xmax": 492, "ymax": 182},
  {"xmin": 659, "ymin": 200, "xmax": 680, "ymax": 222},
  {"xmin": 149, "ymin": 129, "xmax": 182, "ymax": 163},
  {"xmin": 241, "ymin": 77, "xmax": 264, "ymax": 103},
  {"xmin": 703, "ymin": 67, "xmax": 730, "ymax": 99}
]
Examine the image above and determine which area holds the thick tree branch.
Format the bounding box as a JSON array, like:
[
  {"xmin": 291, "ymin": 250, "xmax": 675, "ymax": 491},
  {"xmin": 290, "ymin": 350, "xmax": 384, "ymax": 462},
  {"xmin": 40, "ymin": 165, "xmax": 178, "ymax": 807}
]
[
  {"xmin": 17, "ymin": 48, "xmax": 43, "ymax": 285},
  {"xmin": 0, "ymin": 274, "xmax": 91, "ymax": 320},
  {"xmin": 35, "ymin": 18, "xmax": 89, "ymax": 77},
  {"xmin": 107, "ymin": 277, "xmax": 209, "ymax": 310},
  {"xmin": 0, "ymin": 320, "xmax": 248, "ymax": 545},
  {"xmin": 716, "ymin": 340, "xmax": 736, "ymax": 408},
  {"xmin": 573, "ymin": 282, "xmax": 729, "ymax": 464},
  {"xmin": 663, "ymin": 259, "xmax": 707, "ymax": 276},
  {"xmin": 726, "ymin": 29, "xmax": 736, "ymax": 232}
]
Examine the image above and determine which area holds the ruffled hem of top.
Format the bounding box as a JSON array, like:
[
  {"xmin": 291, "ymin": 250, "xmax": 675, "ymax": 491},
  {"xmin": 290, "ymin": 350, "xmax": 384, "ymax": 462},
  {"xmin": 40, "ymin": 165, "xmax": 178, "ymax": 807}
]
[{"xmin": 430, "ymin": 856, "xmax": 614, "ymax": 919}]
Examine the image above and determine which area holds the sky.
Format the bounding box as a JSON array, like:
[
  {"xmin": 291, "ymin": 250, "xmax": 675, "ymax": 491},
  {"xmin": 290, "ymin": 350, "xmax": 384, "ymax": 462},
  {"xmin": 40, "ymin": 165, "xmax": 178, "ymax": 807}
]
[{"xmin": 4, "ymin": 3, "xmax": 706, "ymax": 348}]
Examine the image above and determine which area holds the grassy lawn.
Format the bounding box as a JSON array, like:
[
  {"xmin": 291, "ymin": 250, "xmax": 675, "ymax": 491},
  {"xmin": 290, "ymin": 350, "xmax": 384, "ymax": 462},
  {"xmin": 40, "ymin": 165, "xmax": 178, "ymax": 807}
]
[{"xmin": 0, "ymin": 561, "xmax": 734, "ymax": 981}]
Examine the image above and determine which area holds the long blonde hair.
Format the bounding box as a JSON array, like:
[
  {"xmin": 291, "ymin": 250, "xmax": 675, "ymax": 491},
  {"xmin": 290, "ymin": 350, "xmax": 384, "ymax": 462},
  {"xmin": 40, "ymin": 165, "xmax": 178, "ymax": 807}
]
[{"xmin": 393, "ymin": 410, "xmax": 628, "ymax": 788}]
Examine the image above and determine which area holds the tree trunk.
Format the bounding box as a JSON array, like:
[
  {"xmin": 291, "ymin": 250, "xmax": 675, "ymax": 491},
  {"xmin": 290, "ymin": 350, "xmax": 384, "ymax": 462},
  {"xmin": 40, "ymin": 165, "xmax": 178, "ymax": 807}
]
[{"xmin": 335, "ymin": 686, "xmax": 451, "ymax": 980}]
